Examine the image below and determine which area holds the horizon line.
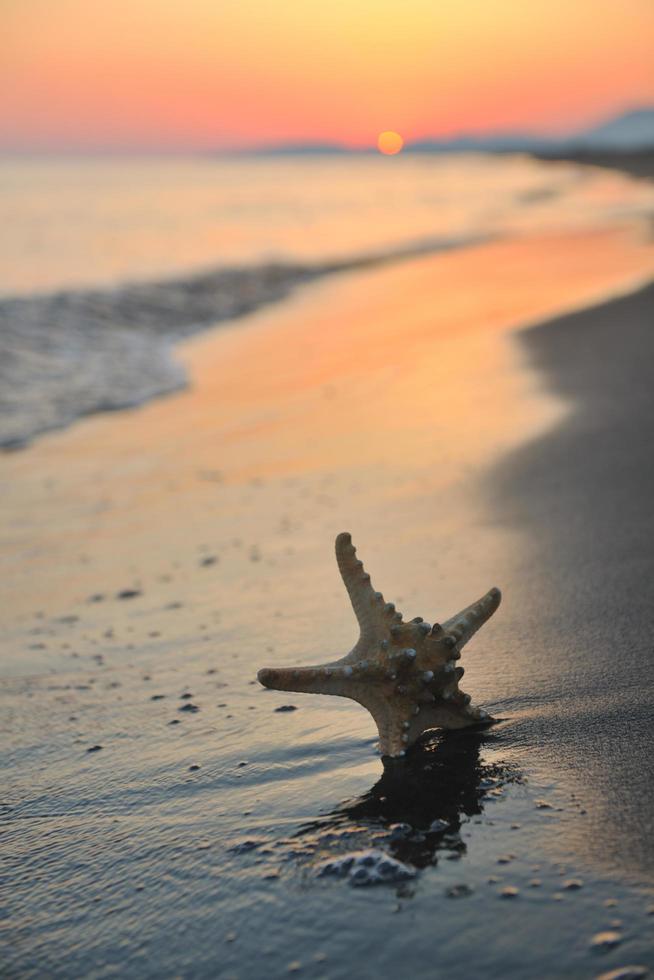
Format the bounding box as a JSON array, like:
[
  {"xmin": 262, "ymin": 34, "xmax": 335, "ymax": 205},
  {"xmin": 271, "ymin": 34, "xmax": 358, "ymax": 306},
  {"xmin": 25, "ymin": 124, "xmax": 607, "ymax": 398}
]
[{"xmin": 0, "ymin": 103, "xmax": 651, "ymax": 157}]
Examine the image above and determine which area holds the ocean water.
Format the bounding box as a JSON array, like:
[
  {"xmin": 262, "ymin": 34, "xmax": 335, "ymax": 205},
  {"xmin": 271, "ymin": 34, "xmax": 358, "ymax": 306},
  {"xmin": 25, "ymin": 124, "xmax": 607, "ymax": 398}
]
[
  {"xmin": 2, "ymin": 152, "xmax": 651, "ymax": 295},
  {"xmin": 1, "ymin": 152, "xmax": 653, "ymax": 448}
]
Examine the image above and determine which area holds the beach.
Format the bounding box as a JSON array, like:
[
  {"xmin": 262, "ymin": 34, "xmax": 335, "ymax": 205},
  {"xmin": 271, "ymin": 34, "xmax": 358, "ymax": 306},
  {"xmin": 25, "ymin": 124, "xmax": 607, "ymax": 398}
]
[{"xmin": 2, "ymin": 178, "xmax": 654, "ymax": 978}]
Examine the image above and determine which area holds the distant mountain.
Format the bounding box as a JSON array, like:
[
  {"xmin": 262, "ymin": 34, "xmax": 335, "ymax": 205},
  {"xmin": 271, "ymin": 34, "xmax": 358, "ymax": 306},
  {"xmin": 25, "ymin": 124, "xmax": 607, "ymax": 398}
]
[
  {"xmin": 407, "ymin": 107, "xmax": 654, "ymax": 155},
  {"xmin": 569, "ymin": 107, "xmax": 654, "ymax": 150},
  {"xmin": 248, "ymin": 141, "xmax": 352, "ymax": 155},
  {"xmin": 408, "ymin": 133, "xmax": 551, "ymax": 154}
]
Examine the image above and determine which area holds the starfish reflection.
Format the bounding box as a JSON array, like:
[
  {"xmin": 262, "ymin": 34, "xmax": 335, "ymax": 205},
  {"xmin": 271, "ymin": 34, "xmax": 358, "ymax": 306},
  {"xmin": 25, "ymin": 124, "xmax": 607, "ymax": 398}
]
[{"xmin": 295, "ymin": 730, "xmax": 521, "ymax": 871}]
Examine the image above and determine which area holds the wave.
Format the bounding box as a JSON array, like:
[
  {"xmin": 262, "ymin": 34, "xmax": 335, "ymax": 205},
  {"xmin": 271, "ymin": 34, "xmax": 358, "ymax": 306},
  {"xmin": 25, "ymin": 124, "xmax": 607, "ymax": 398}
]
[{"xmin": 0, "ymin": 233, "xmax": 488, "ymax": 449}]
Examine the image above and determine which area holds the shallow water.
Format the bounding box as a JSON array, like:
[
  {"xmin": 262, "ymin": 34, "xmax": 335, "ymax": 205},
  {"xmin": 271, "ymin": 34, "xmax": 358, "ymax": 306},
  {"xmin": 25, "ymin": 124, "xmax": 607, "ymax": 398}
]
[
  {"xmin": 3, "ymin": 229, "xmax": 654, "ymax": 977},
  {"xmin": 5, "ymin": 688, "xmax": 652, "ymax": 979},
  {"xmin": 2, "ymin": 153, "xmax": 651, "ymax": 295}
]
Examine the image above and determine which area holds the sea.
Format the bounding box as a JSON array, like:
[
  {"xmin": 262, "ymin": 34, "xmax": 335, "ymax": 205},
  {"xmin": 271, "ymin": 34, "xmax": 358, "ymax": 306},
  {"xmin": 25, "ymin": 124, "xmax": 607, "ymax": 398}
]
[{"xmin": 1, "ymin": 152, "xmax": 652, "ymax": 448}]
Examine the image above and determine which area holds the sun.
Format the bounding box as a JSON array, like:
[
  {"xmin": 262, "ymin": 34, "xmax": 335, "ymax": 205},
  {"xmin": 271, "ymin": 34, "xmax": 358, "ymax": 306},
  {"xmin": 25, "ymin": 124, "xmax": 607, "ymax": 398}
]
[{"xmin": 377, "ymin": 131, "xmax": 404, "ymax": 155}]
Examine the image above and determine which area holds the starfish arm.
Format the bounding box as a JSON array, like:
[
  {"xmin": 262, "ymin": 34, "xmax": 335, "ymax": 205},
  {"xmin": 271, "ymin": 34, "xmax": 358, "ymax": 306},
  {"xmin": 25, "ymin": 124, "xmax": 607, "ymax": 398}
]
[
  {"xmin": 257, "ymin": 663, "xmax": 362, "ymax": 698},
  {"xmin": 335, "ymin": 532, "xmax": 401, "ymax": 658},
  {"xmin": 441, "ymin": 587, "xmax": 501, "ymax": 650}
]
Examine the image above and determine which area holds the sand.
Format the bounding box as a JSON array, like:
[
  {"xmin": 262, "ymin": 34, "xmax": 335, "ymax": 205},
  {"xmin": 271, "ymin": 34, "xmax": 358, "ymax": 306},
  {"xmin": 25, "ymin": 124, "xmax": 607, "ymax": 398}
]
[
  {"xmin": 2, "ymin": 225, "xmax": 654, "ymax": 978},
  {"xmin": 491, "ymin": 280, "xmax": 654, "ymax": 876}
]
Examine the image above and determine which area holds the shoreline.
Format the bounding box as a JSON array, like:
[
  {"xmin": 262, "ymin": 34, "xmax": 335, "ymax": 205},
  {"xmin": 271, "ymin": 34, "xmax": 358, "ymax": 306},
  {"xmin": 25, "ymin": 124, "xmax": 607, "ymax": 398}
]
[{"xmin": 0, "ymin": 233, "xmax": 486, "ymax": 451}]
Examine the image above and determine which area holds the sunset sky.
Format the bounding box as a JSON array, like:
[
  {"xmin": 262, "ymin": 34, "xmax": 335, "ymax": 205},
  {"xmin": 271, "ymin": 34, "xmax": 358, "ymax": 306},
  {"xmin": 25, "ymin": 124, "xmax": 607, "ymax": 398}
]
[{"xmin": 1, "ymin": 0, "xmax": 653, "ymax": 151}]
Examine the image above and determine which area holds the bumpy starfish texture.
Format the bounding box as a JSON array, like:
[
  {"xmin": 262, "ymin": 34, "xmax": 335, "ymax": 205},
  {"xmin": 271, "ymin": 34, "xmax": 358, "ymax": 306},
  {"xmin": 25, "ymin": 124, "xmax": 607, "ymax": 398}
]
[{"xmin": 257, "ymin": 532, "xmax": 501, "ymax": 757}]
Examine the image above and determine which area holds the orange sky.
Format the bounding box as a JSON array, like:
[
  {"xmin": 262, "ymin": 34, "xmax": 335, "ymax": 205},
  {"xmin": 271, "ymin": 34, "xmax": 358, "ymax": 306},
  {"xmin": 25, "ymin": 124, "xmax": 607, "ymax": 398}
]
[{"xmin": 1, "ymin": 0, "xmax": 653, "ymax": 150}]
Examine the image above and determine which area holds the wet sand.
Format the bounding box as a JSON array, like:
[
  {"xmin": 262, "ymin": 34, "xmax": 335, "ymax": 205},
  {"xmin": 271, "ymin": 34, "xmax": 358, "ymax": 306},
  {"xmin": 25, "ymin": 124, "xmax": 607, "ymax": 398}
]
[
  {"xmin": 2, "ymin": 226, "xmax": 654, "ymax": 978},
  {"xmin": 491, "ymin": 281, "xmax": 654, "ymax": 877}
]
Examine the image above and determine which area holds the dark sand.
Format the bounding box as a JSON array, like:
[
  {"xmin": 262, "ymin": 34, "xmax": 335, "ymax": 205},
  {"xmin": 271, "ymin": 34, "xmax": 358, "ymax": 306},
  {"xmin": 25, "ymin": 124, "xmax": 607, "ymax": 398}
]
[{"xmin": 491, "ymin": 282, "xmax": 654, "ymax": 876}]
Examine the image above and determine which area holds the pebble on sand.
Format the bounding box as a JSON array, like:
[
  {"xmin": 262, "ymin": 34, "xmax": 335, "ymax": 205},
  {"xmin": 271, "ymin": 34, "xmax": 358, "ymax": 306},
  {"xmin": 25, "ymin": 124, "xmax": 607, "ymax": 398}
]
[
  {"xmin": 590, "ymin": 931, "xmax": 623, "ymax": 951},
  {"xmin": 446, "ymin": 884, "xmax": 474, "ymax": 898},
  {"xmin": 428, "ymin": 818, "xmax": 449, "ymax": 833},
  {"xmin": 593, "ymin": 968, "xmax": 648, "ymax": 980},
  {"xmin": 500, "ymin": 886, "xmax": 519, "ymax": 898}
]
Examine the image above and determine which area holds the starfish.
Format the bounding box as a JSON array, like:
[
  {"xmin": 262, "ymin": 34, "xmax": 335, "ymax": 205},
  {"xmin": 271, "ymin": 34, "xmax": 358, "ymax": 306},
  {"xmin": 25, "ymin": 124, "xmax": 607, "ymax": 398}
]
[{"xmin": 258, "ymin": 532, "xmax": 501, "ymax": 757}]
